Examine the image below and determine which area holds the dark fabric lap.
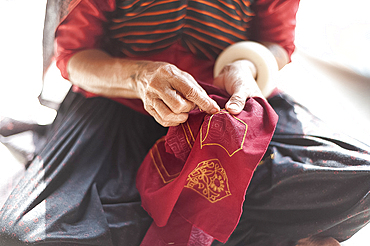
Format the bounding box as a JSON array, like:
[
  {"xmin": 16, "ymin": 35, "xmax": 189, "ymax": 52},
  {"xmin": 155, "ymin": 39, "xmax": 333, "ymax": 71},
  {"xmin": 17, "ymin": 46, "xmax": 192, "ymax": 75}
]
[
  {"xmin": 0, "ymin": 91, "xmax": 168, "ymax": 245},
  {"xmin": 1, "ymin": 91, "xmax": 370, "ymax": 246},
  {"xmin": 220, "ymin": 93, "xmax": 370, "ymax": 245}
]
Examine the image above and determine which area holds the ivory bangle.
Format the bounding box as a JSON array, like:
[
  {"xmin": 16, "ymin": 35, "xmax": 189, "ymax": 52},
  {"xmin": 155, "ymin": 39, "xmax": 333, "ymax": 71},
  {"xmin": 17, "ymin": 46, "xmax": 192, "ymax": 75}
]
[{"xmin": 214, "ymin": 41, "xmax": 278, "ymax": 98}]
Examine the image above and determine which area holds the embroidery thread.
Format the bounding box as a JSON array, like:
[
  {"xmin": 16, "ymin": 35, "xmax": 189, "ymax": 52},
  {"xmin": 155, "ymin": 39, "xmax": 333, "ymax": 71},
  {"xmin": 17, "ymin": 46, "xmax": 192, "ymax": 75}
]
[{"xmin": 151, "ymin": 139, "xmax": 181, "ymax": 183}]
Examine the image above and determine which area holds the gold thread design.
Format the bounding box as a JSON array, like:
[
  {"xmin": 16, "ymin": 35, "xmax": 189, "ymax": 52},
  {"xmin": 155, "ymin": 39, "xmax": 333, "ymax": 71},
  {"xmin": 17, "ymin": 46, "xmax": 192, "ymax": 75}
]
[
  {"xmin": 185, "ymin": 159, "xmax": 231, "ymax": 203},
  {"xmin": 186, "ymin": 121, "xmax": 195, "ymax": 142},
  {"xmin": 180, "ymin": 121, "xmax": 196, "ymax": 149},
  {"xmin": 151, "ymin": 139, "xmax": 181, "ymax": 184},
  {"xmin": 200, "ymin": 111, "xmax": 248, "ymax": 157},
  {"xmin": 181, "ymin": 123, "xmax": 193, "ymax": 149}
]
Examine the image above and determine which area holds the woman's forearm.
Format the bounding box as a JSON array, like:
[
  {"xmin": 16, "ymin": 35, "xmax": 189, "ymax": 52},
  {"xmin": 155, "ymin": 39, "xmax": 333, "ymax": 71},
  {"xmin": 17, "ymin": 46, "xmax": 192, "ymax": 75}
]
[
  {"xmin": 67, "ymin": 49, "xmax": 150, "ymax": 99},
  {"xmin": 67, "ymin": 49, "xmax": 220, "ymax": 126},
  {"xmin": 67, "ymin": 43, "xmax": 288, "ymax": 102}
]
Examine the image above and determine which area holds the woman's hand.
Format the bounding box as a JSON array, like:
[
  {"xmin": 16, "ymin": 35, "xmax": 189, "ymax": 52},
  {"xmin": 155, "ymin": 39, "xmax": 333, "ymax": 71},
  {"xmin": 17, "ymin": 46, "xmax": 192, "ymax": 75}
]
[
  {"xmin": 135, "ymin": 62, "xmax": 220, "ymax": 127},
  {"xmin": 213, "ymin": 60, "xmax": 263, "ymax": 115},
  {"xmin": 68, "ymin": 50, "xmax": 220, "ymax": 127}
]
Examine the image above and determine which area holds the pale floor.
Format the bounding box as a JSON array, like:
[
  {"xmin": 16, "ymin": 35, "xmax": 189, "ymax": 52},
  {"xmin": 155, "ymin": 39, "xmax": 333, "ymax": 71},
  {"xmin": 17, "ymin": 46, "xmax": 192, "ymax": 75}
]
[{"xmin": 1, "ymin": 0, "xmax": 370, "ymax": 245}]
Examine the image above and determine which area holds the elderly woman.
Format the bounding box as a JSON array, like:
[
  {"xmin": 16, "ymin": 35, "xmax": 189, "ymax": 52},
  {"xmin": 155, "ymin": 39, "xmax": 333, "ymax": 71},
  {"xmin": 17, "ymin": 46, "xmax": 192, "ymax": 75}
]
[{"xmin": 1, "ymin": 0, "xmax": 370, "ymax": 245}]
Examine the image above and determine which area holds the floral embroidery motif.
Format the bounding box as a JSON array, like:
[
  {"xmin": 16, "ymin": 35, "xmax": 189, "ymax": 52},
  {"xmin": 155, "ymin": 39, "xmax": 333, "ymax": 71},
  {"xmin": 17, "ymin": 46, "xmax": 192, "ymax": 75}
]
[{"xmin": 185, "ymin": 159, "xmax": 231, "ymax": 203}]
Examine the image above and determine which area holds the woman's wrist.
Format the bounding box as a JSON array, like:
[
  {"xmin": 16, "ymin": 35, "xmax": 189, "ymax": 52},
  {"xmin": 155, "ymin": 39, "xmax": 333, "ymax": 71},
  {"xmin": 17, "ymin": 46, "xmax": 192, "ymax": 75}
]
[
  {"xmin": 214, "ymin": 41, "xmax": 279, "ymax": 98},
  {"xmin": 239, "ymin": 59, "xmax": 257, "ymax": 79}
]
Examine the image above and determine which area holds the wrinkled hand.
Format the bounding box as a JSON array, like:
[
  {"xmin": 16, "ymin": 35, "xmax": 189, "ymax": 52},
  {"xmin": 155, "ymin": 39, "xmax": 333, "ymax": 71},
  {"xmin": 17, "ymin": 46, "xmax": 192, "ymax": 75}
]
[
  {"xmin": 213, "ymin": 60, "xmax": 263, "ymax": 115},
  {"xmin": 136, "ymin": 62, "xmax": 220, "ymax": 127}
]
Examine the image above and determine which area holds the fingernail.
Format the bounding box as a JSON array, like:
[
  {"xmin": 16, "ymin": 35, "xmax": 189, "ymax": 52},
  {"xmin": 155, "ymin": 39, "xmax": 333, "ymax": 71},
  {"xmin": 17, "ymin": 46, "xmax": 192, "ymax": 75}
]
[{"xmin": 228, "ymin": 103, "xmax": 239, "ymax": 111}]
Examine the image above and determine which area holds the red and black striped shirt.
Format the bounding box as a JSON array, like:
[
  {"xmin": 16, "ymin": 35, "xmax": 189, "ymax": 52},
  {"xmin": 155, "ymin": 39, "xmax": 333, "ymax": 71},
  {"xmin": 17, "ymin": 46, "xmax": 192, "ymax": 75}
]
[
  {"xmin": 109, "ymin": 0, "xmax": 254, "ymax": 59},
  {"xmin": 55, "ymin": 0, "xmax": 299, "ymax": 81}
]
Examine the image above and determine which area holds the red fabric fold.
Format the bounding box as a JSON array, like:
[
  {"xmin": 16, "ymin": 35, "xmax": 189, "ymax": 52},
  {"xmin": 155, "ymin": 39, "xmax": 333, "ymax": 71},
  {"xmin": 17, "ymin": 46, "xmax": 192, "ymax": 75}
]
[{"xmin": 136, "ymin": 86, "xmax": 278, "ymax": 244}]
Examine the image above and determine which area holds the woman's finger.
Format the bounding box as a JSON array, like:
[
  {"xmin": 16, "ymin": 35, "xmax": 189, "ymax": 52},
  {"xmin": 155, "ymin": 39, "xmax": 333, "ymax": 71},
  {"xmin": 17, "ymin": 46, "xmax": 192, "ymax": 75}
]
[
  {"xmin": 148, "ymin": 98, "xmax": 189, "ymax": 127},
  {"xmin": 159, "ymin": 86, "xmax": 196, "ymax": 114},
  {"xmin": 148, "ymin": 64, "xmax": 216, "ymax": 115},
  {"xmin": 170, "ymin": 75, "xmax": 220, "ymax": 114}
]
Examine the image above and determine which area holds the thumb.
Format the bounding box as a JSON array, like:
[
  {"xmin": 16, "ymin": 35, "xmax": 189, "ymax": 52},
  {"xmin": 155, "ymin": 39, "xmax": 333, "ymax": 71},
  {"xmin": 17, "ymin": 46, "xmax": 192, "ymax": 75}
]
[{"xmin": 225, "ymin": 85, "xmax": 248, "ymax": 115}]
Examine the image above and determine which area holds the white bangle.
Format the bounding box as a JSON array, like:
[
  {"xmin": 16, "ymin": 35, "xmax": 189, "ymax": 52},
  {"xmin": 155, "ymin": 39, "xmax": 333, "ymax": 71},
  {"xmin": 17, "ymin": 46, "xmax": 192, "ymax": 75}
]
[{"xmin": 214, "ymin": 41, "xmax": 278, "ymax": 98}]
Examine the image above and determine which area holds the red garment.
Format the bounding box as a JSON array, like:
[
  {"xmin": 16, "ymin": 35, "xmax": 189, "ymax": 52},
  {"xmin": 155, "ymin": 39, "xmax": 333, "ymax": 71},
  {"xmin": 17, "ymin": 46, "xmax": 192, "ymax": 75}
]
[
  {"xmin": 55, "ymin": 0, "xmax": 299, "ymax": 75},
  {"xmin": 249, "ymin": 0, "xmax": 299, "ymax": 58},
  {"xmin": 54, "ymin": 0, "xmax": 299, "ymax": 113},
  {"xmin": 136, "ymin": 85, "xmax": 278, "ymax": 244}
]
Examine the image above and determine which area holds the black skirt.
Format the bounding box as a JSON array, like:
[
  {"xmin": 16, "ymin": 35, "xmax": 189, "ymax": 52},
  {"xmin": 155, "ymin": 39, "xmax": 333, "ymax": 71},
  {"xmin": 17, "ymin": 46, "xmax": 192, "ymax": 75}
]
[{"xmin": 1, "ymin": 90, "xmax": 370, "ymax": 245}]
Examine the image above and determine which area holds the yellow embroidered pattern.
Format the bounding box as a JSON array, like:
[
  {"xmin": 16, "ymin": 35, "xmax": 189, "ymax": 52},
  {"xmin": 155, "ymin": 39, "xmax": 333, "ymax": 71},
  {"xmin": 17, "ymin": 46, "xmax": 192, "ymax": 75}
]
[
  {"xmin": 200, "ymin": 110, "xmax": 248, "ymax": 157},
  {"xmin": 185, "ymin": 159, "xmax": 231, "ymax": 203},
  {"xmin": 151, "ymin": 138, "xmax": 181, "ymax": 184},
  {"xmin": 181, "ymin": 121, "xmax": 195, "ymax": 149}
]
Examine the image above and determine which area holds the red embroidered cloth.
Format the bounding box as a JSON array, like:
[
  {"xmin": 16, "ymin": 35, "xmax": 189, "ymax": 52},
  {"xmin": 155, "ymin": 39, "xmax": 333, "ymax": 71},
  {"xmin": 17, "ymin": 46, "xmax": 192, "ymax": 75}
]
[{"xmin": 136, "ymin": 88, "xmax": 278, "ymax": 245}]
